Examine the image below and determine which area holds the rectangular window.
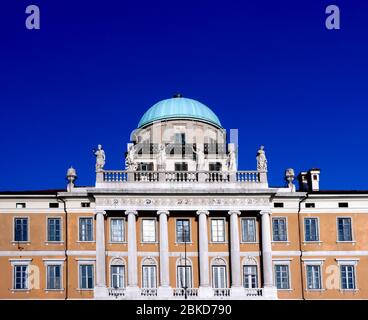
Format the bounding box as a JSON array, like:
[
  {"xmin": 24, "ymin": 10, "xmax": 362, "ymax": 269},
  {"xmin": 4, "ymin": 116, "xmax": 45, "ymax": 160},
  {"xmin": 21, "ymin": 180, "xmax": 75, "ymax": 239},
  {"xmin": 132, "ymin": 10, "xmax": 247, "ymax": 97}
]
[
  {"xmin": 306, "ymin": 265, "xmax": 321, "ymax": 290},
  {"xmin": 212, "ymin": 266, "xmax": 227, "ymax": 288},
  {"xmin": 241, "ymin": 218, "xmax": 256, "ymax": 242},
  {"xmin": 243, "ymin": 265, "xmax": 258, "ymax": 289},
  {"xmin": 16, "ymin": 203, "xmax": 26, "ymax": 208},
  {"xmin": 14, "ymin": 265, "xmax": 28, "ymax": 290},
  {"xmin": 275, "ymin": 265, "xmax": 290, "ymax": 289},
  {"xmin": 47, "ymin": 265, "xmax": 62, "ymax": 290},
  {"xmin": 81, "ymin": 202, "xmax": 90, "ymax": 208},
  {"xmin": 340, "ymin": 265, "xmax": 355, "ymax": 290},
  {"xmin": 175, "ymin": 133, "xmax": 186, "ymax": 144},
  {"xmin": 110, "ymin": 219, "xmax": 124, "ymax": 242},
  {"xmin": 274, "ymin": 202, "xmax": 284, "ymax": 208},
  {"xmin": 142, "ymin": 219, "xmax": 156, "ymax": 242},
  {"xmin": 337, "ymin": 218, "xmax": 352, "ymax": 241},
  {"xmin": 111, "ymin": 265, "xmax": 125, "ymax": 289},
  {"xmin": 305, "ymin": 203, "xmax": 315, "ymax": 208},
  {"xmin": 176, "ymin": 219, "xmax": 190, "ymax": 243},
  {"xmin": 47, "ymin": 218, "xmax": 61, "ymax": 242},
  {"xmin": 338, "ymin": 202, "xmax": 349, "ymax": 208},
  {"xmin": 79, "ymin": 264, "xmax": 94, "ymax": 289},
  {"xmin": 211, "ymin": 219, "xmax": 225, "ymax": 242},
  {"xmin": 142, "ymin": 265, "xmax": 157, "ymax": 288},
  {"xmin": 49, "ymin": 203, "xmax": 59, "ymax": 208},
  {"xmin": 14, "ymin": 218, "xmax": 28, "ymax": 242},
  {"xmin": 177, "ymin": 266, "xmax": 192, "ymax": 288},
  {"xmin": 79, "ymin": 218, "xmax": 93, "ymax": 241},
  {"xmin": 272, "ymin": 218, "xmax": 288, "ymax": 242},
  {"xmin": 304, "ymin": 218, "xmax": 319, "ymax": 242}
]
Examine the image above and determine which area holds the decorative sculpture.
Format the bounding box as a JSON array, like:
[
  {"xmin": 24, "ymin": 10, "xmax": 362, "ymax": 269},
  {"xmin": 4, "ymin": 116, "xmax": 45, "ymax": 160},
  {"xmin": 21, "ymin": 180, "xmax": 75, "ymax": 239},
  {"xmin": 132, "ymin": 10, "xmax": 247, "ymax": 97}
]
[
  {"xmin": 228, "ymin": 144, "xmax": 237, "ymax": 172},
  {"xmin": 125, "ymin": 144, "xmax": 137, "ymax": 171},
  {"xmin": 256, "ymin": 145, "xmax": 268, "ymax": 171},
  {"xmin": 94, "ymin": 144, "xmax": 106, "ymax": 172},
  {"xmin": 192, "ymin": 145, "xmax": 206, "ymax": 171},
  {"xmin": 156, "ymin": 143, "xmax": 166, "ymax": 171},
  {"xmin": 285, "ymin": 168, "xmax": 296, "ymax": 192},
  {"xmin": 66, "ymin": 166, "xmax": 77, "ymax": 192}
]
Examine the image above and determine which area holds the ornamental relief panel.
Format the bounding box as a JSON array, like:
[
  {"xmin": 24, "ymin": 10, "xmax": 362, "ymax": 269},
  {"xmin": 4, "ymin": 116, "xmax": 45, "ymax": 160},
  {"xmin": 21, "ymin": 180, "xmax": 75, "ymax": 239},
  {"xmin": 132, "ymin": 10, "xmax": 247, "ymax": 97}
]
[{"xmin": 95, "ymin": 196, "xmax": 270, "ymax": 208}]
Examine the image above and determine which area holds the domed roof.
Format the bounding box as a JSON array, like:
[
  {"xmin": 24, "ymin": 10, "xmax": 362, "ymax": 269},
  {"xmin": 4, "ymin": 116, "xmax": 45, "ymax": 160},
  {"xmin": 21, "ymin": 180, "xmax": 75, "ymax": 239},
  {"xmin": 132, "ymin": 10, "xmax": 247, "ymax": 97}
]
[{"xmin": 138, "ymin": 94, "xmax": 222, "ymax": 128}]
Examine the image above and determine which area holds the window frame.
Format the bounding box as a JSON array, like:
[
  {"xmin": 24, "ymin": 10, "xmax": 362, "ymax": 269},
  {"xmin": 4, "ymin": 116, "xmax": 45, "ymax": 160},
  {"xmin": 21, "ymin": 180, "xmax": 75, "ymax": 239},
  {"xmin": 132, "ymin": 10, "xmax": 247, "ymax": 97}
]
[
  {"xmin": 141, "ymin": 218, "xmax": 157, "ymax": 243},
  {"xmin": 272, "ymin": 217, "xmax": 288, "ymax": 242},
  {"xmin": 78, "ymin": 262, "xmax": 95, "ymax": 290},
  {"xmin": 210, "ymin": 218, "xmax": 226, "ymax": 243},
  {"xmin": 243, "ymin": 264, "xmax": 259, "ymax": 289},
  {"xmin": 78, "ymin": 217, "xmax": 94, "ymax": 242},
  {"xmin": 240, "ymin": 217, "xmax": 257, "ymax": 243},
  {"xmin": 110, "ymin": 265, "xmax": 126, "ymax": 289},
  {"xmin": 303, "ymin": 217, "xmax": 320, "ymax": 243},
  {"xmin": 336, "ymin": 217, "xmax": 354, "ymax": 242},
  {"xmin": 176, "ymin": 265, "xmax": 193, "ymax": 289},
  {"xmin": 13, "ymin": 216, "xmax": 30, "ymax": 243},
  {"xmin": 109, "ymin": 218, "xmax": 125, "ymax": 243},
  {"xmin": 141, "ymin": 265, "xmax": 158, "ymax": 288},
  {"xmin": 340, "ymin": 265, "xmax": 356, "ymax": 290},
  {"xmin": 273, "ymin": 262, "xmax": 291, "ymax": 290},
  {"xmin": 46, "ymin": 217, "xmax": 63, "ymax": 243},
  {"xmin": 13, "ymin": 264, "xmax": 29, "ymax": 290},
  {"xmin": 175, "ymin": 218, "xmax": 192, "ymax": 244}
]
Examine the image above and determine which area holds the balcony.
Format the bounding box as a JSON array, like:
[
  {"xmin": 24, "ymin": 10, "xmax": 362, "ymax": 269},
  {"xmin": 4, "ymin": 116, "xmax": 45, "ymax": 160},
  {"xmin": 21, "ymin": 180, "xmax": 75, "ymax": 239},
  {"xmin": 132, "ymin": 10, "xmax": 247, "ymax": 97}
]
[{"xmin": 100, "ymin": 170, "xmax": 264, "ymax": 184}]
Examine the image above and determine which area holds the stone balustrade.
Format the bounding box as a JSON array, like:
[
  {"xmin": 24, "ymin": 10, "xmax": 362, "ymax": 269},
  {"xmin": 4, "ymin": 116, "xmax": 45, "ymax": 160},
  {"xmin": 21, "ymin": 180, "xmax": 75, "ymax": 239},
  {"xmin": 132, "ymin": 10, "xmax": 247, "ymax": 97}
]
[{"xmin": 100, "ymin": 170, "xmax": 264, "ymax": 183}]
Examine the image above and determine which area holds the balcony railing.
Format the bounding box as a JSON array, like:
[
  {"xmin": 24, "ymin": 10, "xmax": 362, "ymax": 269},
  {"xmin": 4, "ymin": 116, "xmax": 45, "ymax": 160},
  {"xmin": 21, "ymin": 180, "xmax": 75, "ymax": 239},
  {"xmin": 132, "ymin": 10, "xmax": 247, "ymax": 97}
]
[
  {"xmin": 101, "ymin": 170, "xmax": 264, "ymax": 183},
  {"xmin": 244, "ymin": 288, "xmax": 263, "ymax": 297},
  {"xmin": 140, "ymin": 288, "xmax": 158, "ymax": 296},
  {"xmin": 108, "ymin": 288, "xmax": 126, "ymax": 298},
  {"xmin": 173, "ymin": 288, "xmax": 199, "ymax": 297}
]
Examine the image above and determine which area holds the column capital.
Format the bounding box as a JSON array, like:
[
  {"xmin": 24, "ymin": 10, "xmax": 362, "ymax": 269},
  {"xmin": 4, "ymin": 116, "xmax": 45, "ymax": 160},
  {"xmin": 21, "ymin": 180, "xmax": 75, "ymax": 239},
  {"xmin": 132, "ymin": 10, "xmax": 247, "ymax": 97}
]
[
  {"xmin": 196, "ymin": 210, "xmax": 209, "ymax": 216},
  {"xmin": 157, "ymin": 210, "xmax": 170, "ymax": 216},
  {"xmin": 260, "ymin": 210, "xmax": 272, "ymax": 216},
  {"xmin": 228, "ymin": 210, "xmax": 241, "ymax": 216},
  {"xmin": 125, "ymin": 210, "xmax": 138, "ymax": 216},
  {"xmin": 94, "ymin": 210, "xmax": 106, "ymax": 217}
]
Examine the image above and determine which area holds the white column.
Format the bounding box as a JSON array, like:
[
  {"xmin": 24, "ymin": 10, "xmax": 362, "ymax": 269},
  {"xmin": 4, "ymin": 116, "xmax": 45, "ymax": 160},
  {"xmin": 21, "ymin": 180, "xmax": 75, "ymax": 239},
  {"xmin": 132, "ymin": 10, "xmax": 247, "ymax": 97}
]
[
  {"xmin": 260, "ymin": 210, "xmax": 277, "ymax": 299},
  {"xmin": 197, "ymin": 210, "xmax": 212, "ymax": 297},
  {"xmin": 94, "ymin": 210, "xmax": 108, "ymax": 298},
  {"xmin": 125, "ymin": 210, "xmax": 139, "ymax": 297},
  {"xmin": 228, "ymin": 210, "xmax": 242, "ymax": 291},
  {"xmin": 157, "ymin": 210, "xmax": 172, "ymax": 297}
]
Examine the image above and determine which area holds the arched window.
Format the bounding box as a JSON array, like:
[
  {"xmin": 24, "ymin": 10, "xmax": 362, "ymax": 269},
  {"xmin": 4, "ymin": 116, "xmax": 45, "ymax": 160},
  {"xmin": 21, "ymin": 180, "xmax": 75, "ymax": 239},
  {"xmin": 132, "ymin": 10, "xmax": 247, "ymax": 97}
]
[
  {"xmin": 141, "ymin": 257, "xmax": 157, "ymax": 288},
  {"xmin": 242, "ymin": 257, "xmax": 259, "ymax": 289},
  {"xmin": 110, "ymin": 258, "xmax": 126, "ymax": 289},
  {"xmin": 211, "ymin": 257, "xmax": 227, "ymax": 288},
  {"xmin": 176, "ymin": 257, "xmax": 192, "ymax": 289}
]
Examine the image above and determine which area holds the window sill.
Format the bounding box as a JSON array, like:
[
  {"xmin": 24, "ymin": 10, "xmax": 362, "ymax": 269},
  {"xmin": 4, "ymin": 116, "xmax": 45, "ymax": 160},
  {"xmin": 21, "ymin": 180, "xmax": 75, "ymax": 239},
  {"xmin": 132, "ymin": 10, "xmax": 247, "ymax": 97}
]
[
  {"xmin": 276, "ymin": 288, "xmax": 293, "ymax": 292},
  {"xmin": 76, "ymin": 241, "xmax": 95, "ymax": 243},
  {"xmin": 45, "ymin": 241, "xmax": 64, "ymax": 245},
  {"xmin": 175, "ymin": 242, "xmax": 193, "ymax": 245},
  {"xmin": 11, "ymin": 289, "xmax": 30, "ymax": 293},
  {"xmin": 336, "ymin": 241, "xmax": 356, "ymax": 244},
  {"xmin": 272, "ymin": 241, "xmax": 290, "ymax": 245},
  {"xmin": 76, "ymin": 288, "xmax": 94, "ymax": 291},
  {"xmin": 340, "ymin": 289, "xmax": 359, "ymax": 293},
  {"xmin": 11, "ymin": 241, "xmax": 30, "ymax": 245},
  {"xmin": 209, "ymin": 241, "xmax": 228, "ymax": 244},
  {"xmin": 303, "ymin": 241, "xmax": 323, "ymax": 245},
  {"xmin": 140, "ymin": 242, "xmax": 159, "ymax": 245},
  {"xmin": 45, "ymin": 289, "xmax": 64, "ymax": 292},
  {"xmin": 109, "ymin": 241, "xmax": 127, "ymax": 244},
  {"xmin": 305, "ymin": 288, "xmax": 326, "ymax": 292},
  {"xmin": 240, "ymin": 242, "xmax": 259, "ymax": 244}
]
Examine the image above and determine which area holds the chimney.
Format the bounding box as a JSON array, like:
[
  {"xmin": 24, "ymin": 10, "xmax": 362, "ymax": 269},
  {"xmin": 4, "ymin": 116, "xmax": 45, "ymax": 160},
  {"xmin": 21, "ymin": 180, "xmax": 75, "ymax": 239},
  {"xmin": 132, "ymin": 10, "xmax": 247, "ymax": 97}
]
[{"xmin": 297, "ymin": 169, "xmax": 321, "ymax": 192}]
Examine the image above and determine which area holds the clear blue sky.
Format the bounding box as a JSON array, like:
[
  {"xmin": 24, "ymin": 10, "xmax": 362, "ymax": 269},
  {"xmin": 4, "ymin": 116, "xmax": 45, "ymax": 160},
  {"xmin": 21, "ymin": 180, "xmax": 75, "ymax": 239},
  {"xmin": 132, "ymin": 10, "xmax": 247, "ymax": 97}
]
[{"xmin": 0, "ymin": 0, "xmax": 367, "ymax": 191}]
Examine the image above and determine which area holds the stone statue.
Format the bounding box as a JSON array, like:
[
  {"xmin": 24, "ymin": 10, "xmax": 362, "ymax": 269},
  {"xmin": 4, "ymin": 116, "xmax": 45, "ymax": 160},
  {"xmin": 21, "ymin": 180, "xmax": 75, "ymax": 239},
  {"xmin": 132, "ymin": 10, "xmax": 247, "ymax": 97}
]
[
  {"xmin": 285, "ymin": 168, "xmax": 296, "ymax": 192},
  {"xmin": 192, "ymin": 145, "xmax": 206, "ymax": 171},
  {"xmin": 156, "ymin": 143, "xmax": 166, "ymax": 171},
  {"xmin": 94, "ymin": 144, "xmax": 106, "ymax": 172},
  {"xmin": 228, "ymin": 148, "xmax": 237, "ymax": 172},
  {"xmin": 125, "ymin": 144, "xmax": 137, "ymax": 171},
  {"xmin": 256, "ymin": 145, "xmax": 267, "ymax": 171}
]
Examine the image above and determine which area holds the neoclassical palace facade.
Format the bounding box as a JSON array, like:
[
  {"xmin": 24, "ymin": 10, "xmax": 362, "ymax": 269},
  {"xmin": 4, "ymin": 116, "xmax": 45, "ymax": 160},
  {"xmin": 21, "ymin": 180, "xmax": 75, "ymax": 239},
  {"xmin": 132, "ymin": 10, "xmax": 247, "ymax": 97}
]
[{"xmin": 1, "ymin": 95, "xmax": 368, "ymax": 300}]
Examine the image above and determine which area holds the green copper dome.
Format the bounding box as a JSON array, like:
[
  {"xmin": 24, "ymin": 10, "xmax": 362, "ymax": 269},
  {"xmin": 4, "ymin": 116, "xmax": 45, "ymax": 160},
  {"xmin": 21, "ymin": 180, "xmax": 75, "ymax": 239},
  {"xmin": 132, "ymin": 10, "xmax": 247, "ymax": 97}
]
[{"xmin": 138, "ymin": 95, "xmax": 222, "ymax": 128}]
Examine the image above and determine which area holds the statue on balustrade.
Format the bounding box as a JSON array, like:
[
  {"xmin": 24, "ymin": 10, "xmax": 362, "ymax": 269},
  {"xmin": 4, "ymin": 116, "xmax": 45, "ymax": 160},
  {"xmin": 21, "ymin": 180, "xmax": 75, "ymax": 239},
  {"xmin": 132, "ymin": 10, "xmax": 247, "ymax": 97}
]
[
  {"xmin": 125, "ymin": 144, "xmax": 137, "ymax": 171},
  {"xmin": 192, "ymin": 145, "xmax": 206, "ymax": 171},
  {"xmin": 228, "ymin": 145, "xmax": 237, "ymax": 172},
  {"xmin": 156, "ymin": 143, "xmax": 166, "ymax": 171},
  {"xmin": 94, "ymin": 144, "xmax": 106, "ymax": 172},
  {"xmin": 256, "ymin": 145, "xmax": 268, "ymax": 171},
  {"xmin": 285, "ymin": 168, "xmax": 296, "ymax": 192}
]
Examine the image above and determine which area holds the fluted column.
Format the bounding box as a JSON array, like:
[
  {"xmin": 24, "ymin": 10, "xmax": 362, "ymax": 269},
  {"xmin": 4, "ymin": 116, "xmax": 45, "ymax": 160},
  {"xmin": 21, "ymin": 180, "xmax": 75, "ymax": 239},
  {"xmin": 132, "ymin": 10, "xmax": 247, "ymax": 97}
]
[
  {"xmin": 125, "ymin": 210, "xmax": 139, "ymax": 297},
  {"xmin": 94, "ymin": 210, "xmax": 108, "ymax": 298},
  {"xmin": 157, "ymin": 210, "xmax": 172, "ymax": 297},
  {"xmin": 228, "ymin": 210, "xmax": 241, "ymax": 288},
  {"xmin": 260, "ymin": 210, "xmax": 277, "ymax": 299},
  {"xmin": 197, "ymin": 210, "xmax": 212, "ymax": 297}
]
